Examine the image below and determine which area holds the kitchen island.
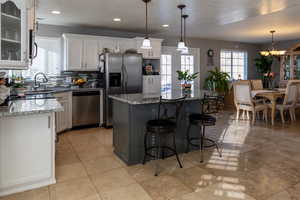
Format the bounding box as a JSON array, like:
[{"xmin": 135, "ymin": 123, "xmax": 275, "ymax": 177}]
[
  {"xmin": 0, "ymin": 99, "xmax": 62, "ymax": 197},
  {"xmin": 109, "ymin": 89, "xmax": 212, "ymax": 165}
]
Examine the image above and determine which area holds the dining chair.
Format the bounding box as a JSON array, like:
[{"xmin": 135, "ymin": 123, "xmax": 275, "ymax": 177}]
[
  {"xmin": 233, "ymin": 81, "xmax": 268, "ymax": 124},
  {"xmin": 287, "ymin": 80, "xmax": 300, "ymax": 110},
  {"xmin": 251, "ymin": 80, "xmax": 264, "ymax": 90},
  {"xmin": 271, "ymin": 81, "xmax": 300, "ymax": 123}
]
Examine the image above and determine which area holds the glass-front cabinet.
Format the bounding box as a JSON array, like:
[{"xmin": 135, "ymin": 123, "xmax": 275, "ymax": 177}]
[
  {"xmin": 0, "ymin": 0, "xmax": 28, "ymax": 69},
  {"xmin": 280, "ymin": 43, "xmax": 300, "ymax": 86}
]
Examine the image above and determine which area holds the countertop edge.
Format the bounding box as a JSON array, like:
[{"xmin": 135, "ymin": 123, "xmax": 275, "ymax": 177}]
[{"xmin": 0, "ymin": 99, "xmax": 63, "ymax": 118}]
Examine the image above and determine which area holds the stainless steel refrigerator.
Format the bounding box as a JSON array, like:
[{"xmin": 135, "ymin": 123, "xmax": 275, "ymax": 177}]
[{"xmin": 100, "ymin": 53, "xmax": 143, "ymax": 127}]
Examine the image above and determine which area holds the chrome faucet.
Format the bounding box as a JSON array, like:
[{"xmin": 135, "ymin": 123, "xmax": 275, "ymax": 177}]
[{"xmin": 34, "ymin": 72, "xmax": 48, "ymax": 89}]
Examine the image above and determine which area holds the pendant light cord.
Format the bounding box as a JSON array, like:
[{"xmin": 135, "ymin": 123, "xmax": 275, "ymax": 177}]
[
  {"xmin": 180, "ymin": 8, "xmax": 183, "ymax": 42},
  {"xmin": 146, "ymin": 1, "xmax": 148, "ymax": 39}
]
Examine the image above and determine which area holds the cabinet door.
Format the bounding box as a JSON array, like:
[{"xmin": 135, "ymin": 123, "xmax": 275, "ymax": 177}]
[
  {"xmin": 99, "ymin": 38, "xmax": 116, "ymax": 53},
  {"xmin": 151, "ymin": 41, "xmax": 162, "ymax": 59},
  {"xmin": 0, "ymin": 0, "xmax": 28, "ymax": 69},
  {"xmin": 84, "ymin": 39, "xmax": 99, "ymax": 71},
  {"xmin": 118, "ymin": 39, "xmax": 136, "ymax": 53},
  {"xmin": 65, "ymin": 38, "xmax": 83, "ymax": 70}
]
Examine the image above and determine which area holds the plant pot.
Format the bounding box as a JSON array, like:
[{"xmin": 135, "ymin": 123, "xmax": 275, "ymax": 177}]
[{"xmin": 182, "ymin": 83, "xmax": 192, "ymax": 89}]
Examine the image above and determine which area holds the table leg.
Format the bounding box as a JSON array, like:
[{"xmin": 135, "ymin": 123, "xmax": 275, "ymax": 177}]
[{"xmin": 271, "ymin": 99, "xmax": 276, "ymax": 125}]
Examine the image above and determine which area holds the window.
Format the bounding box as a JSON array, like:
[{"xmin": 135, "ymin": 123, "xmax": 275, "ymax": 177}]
[
  {"xmin": 22, "ymin": 37, "xmax": 61, "ymax": 78},
  {"xmin": 161, "ymin": 54, "xmax": 172, "ymax": 93},
  {"xmin": 181, "ymin": 55, "xmax": 195, "ymax": 89},
  {"xmin": 181, "ymin": 55, "xmax": 194, "ymax": 76},
  {"xmin": 220, "ymin": 50, "xmax": 247, "ymax": 80}
]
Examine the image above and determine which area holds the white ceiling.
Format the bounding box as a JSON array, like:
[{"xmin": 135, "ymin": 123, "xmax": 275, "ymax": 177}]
[{"xmin": 37, "ymin": 0, "xmax": 300, "ymax": 43}]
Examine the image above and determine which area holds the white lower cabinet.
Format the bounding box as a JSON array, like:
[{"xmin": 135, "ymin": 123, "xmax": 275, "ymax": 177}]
[
  {"xmin": 54, "ymin": 92, "xmax": 72, "ymax": 133},
  {"xmin": 143, "ymin": 75, "xmax": 161, "ymax": 95},
  {"xmin": 0, "ymin": 113, "xmax": 56, "ymax": 197}
]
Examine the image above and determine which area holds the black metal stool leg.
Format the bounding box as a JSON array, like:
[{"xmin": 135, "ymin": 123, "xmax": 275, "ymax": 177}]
[
  {"xmin": 143, "ymin": 131, "xmax": 148, "ymax": 165},
  {"xmin": 215, "ymin": 142, "xmax": 222, "ymax": 158},
  {"xmin": 185, "ymin": 123, "xmax": 192, "ymax": 153},
  {"xmin": 155, "ymin": 133, "xmax": 161, "ymax": 176},
  {"xmin": 173, "ymin": 133, "xmax": 183, "ymax": 168},
  {"xmin": 200, "ymin": 125, "xmax": 204, "ymax": 163}
]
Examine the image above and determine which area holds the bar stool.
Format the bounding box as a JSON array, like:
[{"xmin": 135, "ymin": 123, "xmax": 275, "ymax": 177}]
[
  {"xmin": 186, "ymin": 98, "xmax": 222, "ymax": 162},
  {"xmin": 143, "ymin": 96, "xmax": 186, "ymax": 176}
]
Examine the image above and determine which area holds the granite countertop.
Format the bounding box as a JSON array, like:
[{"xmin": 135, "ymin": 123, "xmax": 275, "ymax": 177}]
[
  {"xmin": 25, "ymin": 87, "xmax": 103, "ymax": 94},
  {"xmin": 109, "ymin": 89, "xmax": 216, "ymax": 105},
  {"xmin": 0, "ymin": 99, "xmax": 63, "ymax": 118}
]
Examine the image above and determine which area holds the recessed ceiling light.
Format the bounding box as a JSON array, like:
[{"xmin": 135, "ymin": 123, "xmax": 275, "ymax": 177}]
[
  {"xmin": 51, "ymin": 10, "xmax": 61, "ymax": 15},
  {"xmin": 113, "ymin": 18, "xmax": 121, "ymax": 22},
  {"xmin": 162, "ymin": 24, "xmax": 169, "ymax": 28}
]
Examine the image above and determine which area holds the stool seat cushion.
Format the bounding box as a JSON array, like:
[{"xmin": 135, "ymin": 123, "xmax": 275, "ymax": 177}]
[
  {"xmin": 147, "ymin": 119, "xmax": 176, "ymax": 133},
  {"xmin": 189, "ymin": 113, "xmax": 216, "ymax": 125}
]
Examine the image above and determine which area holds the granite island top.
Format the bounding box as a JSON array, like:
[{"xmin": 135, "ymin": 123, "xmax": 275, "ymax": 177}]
[
  {"xmin": 109, "ymin": 89, "xmax": 216, "ymax": 105},
  {"xmin": 0, "ymin": 99, "xmax": 63, "ymax": 118}
]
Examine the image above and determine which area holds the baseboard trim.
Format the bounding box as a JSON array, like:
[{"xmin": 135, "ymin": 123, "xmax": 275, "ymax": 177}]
[{"xmin": 0, "ymin": 178, "xmax": 56, "ymax": 197}]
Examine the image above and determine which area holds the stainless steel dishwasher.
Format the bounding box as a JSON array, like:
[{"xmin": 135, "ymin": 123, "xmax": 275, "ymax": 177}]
[{"xmin": 72, "ymin": 90, "xmax": 102, "ymax": 127}]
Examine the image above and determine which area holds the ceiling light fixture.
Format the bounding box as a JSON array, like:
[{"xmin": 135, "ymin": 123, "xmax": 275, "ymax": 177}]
[
  {"xmin": 51, "ymin": 10, "xmax": 61, "ymax": 15},
  {"xmin": 260, "ymin": 30, "xmax": 286, "ymax": 56},
  {"xmin": 113, "ymin": 18, "xmax": 121, "ymax": 22},
  {"xmin": 181, "ymin": 14, "xmax": 189, "ymax": 54},
  {"xmin": 177, "ymin": 5, "xmax": 186, "ymax": 51},
  {"xmin": 162, "ymin": 24, "xmax": 169, "ymax": 28},
  {"xmin": 141, "ymin": 0, "xmax": 152, "ymax": 49}
]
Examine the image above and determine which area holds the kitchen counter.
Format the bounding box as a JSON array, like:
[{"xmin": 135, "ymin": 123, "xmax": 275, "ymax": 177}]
[
  {"xmin": 0, "ymin": 99, "xmax": 63, "ymax": 118},
  {"xmin": 109, "ymin": 89, "xmax": 215, "ymax": 105}
]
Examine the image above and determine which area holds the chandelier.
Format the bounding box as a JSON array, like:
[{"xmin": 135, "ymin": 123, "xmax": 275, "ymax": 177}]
[{"xmin": 260, "ymin": 30, "xmax": 286, "ymax": 56}]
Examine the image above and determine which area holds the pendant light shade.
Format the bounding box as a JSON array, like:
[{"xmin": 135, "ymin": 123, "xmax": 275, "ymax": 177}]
[
  {"xmin": 141, "ymin": 0, "xmax": 152, "ymax": 49},
  {"xmin": 141, "ymin": 38, "xmax": 152, "ymax": 49},
  {"xmin": 181, "ymin": 14, "xmax": 189, "ymax": 54},
  {"xmin": 260, "ymin": 30, "xmax": 286, "ymax": 56},
  {"xmin": 177, "ymin": 5, "xmax": 186, "ymax": 51}
]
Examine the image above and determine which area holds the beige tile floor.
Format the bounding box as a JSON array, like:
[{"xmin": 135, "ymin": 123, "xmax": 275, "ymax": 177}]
[{"xmin": 1, "ymin": 112, "xmax": 300, "ymax": 200}]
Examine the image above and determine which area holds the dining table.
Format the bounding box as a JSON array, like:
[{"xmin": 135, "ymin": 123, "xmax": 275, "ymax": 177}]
[{"xmin": 251, "ymin": 89, "xmax": 286, "ymax": 125}]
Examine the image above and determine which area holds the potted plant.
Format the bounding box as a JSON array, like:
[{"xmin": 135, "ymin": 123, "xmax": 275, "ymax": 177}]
[
  {"xmin": 254, "ymin": 55, "xmax": 273, "ymax": 88},
  {"xmin": 204, "ymin": 68, "xmax": 230, "ymax": 94},
  {"xmin": 176, "ymin": 70, "xmax": 199, "ymax": 89}
]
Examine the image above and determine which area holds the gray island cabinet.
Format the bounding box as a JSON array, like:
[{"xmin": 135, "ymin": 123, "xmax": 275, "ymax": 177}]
[{"xmin": 109, "ymin": 90, "xmax": 211, "ymax": 165}]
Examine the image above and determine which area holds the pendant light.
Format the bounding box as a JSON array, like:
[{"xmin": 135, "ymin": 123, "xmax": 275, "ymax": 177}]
[
  {"xmin": 260, "ymin": 30, "xmax": 286, "ymax": 56},
  {"xmin": 177, "ymin": 5, "xmax": 186, "ymax": 51},
  {"xmin": 181, "ymin": 14, "xmax": 189, "ymax": 54},
  {"xmin": 141, "ymin": 0, "xmax": 152, "ymax": 49}
]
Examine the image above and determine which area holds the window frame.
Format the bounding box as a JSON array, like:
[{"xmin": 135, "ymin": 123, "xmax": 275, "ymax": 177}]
[
  {"xmin": 160, "ymin": 54, "xmax": 172, "ymax": 93},
  {"xmin": 220, "ymin": 49, "xmax": 248, "ymax": 80}
]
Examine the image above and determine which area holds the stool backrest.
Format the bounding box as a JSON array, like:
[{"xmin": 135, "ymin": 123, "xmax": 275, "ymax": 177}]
[{"xmin": 158, "ymin": 96, "xmax": 186, "ymax": 124}]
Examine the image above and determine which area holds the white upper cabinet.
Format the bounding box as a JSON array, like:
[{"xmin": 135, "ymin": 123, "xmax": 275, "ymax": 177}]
[
  {"xmin": 63, "ymin": 34, "xmax": 163, "ymax": 71},
  {"xmin": 63, "ymin": 35, "xmax": 83, "ymax": 71},
  {"xmin": 84, "ymin": 39, "xmax": 99, "ymax": 70},
  {"xmin": 63, "ymin": 34, "xmax": 100, "ymax": 71},
  {"xmin": 135, "ymin": 37, "xmax": 163, "ymax": 59},
  {"xmin": 0, "ymin": 0, "xmax": 29, "ymax": 69}
]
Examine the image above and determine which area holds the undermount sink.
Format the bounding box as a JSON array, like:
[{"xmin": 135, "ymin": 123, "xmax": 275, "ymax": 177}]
[{"xmin": 25, "ymin": 89, "xmax": 55, "ymax": 95}]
